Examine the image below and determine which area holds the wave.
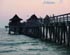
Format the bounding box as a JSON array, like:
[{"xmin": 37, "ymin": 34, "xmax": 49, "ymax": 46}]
[
  {"xmin": 0, "ymin": 50, "xmax": 16, "ymax": 53},
  {"xmin": 0, "ymin": 42, "xmax": 27, "ymax": 46},
  {"xmin": 0, "ymin": 41, "xmax": 38, "ymax": 46}
]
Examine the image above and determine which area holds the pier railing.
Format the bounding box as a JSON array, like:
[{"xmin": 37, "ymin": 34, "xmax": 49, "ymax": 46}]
[{"xmin": 43, "ymin": 13, "xmax": 70, "ymax": 47}]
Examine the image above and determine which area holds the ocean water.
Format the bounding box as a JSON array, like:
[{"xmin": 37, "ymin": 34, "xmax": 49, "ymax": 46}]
[{"xmin": 0, "ymin": 28, "xmax": 70, "ymax": 55}]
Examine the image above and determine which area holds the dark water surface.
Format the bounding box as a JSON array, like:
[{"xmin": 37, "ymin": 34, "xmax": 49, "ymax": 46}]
[{"xmin": 0, "ymin": 28, "xmax": 70, "ymax": 55}]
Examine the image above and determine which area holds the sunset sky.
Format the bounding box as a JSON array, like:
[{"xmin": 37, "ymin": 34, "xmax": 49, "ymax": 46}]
[{"xmin": 0, "ymin": 0, "xmax": 70, "ymax": 28}]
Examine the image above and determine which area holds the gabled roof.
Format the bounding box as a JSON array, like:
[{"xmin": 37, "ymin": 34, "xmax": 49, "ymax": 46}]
[
  {"xmin": 27, "ymin": 14, "xmax": 38, "ymax": 21},
  {"xmin": 44, "ymin": 15, "xmax": 50, "ymax": 24},
  {"xmin": 25, "ymin": 14, "xmax": 42, "ymax": 27},
  {"xmin": 44, "ymin": 15, "xmax": 50, "ymax": 20},
  {"xmin": 10, "ymin": 14, "xmax": 22, "ymax": 21}
]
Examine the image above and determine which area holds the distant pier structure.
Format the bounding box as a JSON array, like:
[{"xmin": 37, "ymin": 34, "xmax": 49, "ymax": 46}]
[
  {"xmin": 8, "ymin": 14, "xmax": 22, "ymax": 34},
  {"xmin": 7, "ymin": 13, "xmax": 70, "ymax": 47},
  {"xmin": 23, "ymin": 14, "xmax": 42, "ymax": 38}
]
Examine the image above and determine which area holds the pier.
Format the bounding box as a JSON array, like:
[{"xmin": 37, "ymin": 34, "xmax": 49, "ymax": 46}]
[{"xmin": 6, "ymin": 13, "xmax": 70, "ymax": 47}]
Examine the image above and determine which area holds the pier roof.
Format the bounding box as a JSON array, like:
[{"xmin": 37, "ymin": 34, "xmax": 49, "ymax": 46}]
[
  {"xmin": 10, "ymin": 14, "xmax": 22, "ymax": 21},
  {"xmin": 27, "ymin": 14, "xmax": 38, "ymax": 21},
  {"xmin": 25, "ymin": 14, "xmax": 42, "ymax": 27},
  {"xmin": 44, "ymin": 15, "xmax": 50, "ymax": 24}
]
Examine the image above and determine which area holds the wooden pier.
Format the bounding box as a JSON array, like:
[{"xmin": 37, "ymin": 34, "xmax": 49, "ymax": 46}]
[{"xmin": 7, "ymin": 13, "xmax": 70, "ymax": 47}]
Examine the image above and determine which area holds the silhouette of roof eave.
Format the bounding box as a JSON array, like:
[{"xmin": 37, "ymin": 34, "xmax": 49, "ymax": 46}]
[
  {"xmin": 44, "ymin": 15, "xmax": 50, "ymax": 20},
  {"xmin": 27, "ymin": 14, "xmax": 38, "ymax": 21},
  {"xmin": 10, "ymin": 14, "xmax": 22, "ymax": 21}
]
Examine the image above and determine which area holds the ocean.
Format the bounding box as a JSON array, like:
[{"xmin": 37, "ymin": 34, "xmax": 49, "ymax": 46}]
[{"xmin": 0, "ymin": 28, "xmax": 70, "ymax": 55}]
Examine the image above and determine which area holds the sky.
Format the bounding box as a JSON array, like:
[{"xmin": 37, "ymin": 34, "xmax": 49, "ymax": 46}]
[{"xmin": 0, "ymin": 0, "xmax": 70, "ymax": 28}]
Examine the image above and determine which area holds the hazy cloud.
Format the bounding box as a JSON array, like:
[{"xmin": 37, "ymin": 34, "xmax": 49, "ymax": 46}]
[{"xmin": 43, "ymin": 0, "xmax": 63, "ymax": 4}]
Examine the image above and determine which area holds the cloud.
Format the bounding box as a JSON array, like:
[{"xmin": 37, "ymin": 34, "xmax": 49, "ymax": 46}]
[
  {"xmin": 43, "ymin": 0, "xmax": 63, "ymax": 4},
  {"xmin": 43, "ymin": 1, "xmax": 55, "ymax": 4}
]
